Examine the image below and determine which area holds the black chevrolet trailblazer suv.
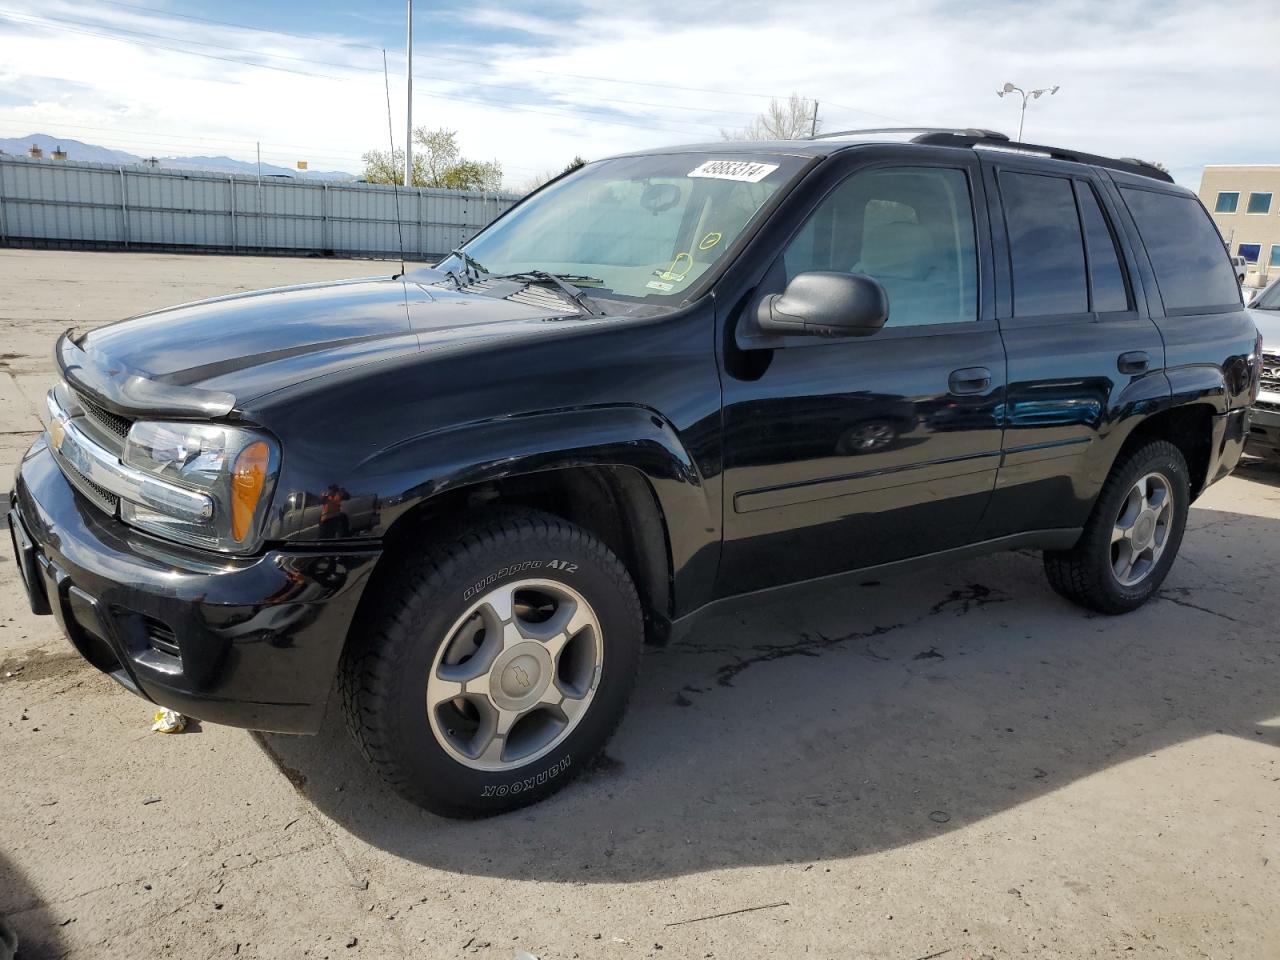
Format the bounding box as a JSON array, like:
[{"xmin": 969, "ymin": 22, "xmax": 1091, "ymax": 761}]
[{"xmin": 8, "ymin": 129, "xmax": 1260, "ymax": 816}]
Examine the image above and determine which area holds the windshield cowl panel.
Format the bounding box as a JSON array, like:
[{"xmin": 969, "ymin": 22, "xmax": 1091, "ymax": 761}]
[{"xmin": 437, "ymin": 153, "xmax": 808, "ymax": 310}]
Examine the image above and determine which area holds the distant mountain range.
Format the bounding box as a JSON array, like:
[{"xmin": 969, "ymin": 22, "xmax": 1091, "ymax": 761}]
[{"xmin": 0, "ymin": 133, "xmax": 355, "ymax": 180}]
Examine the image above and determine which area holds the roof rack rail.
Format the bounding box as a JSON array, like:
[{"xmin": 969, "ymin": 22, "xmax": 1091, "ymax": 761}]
[
  {"xmin": 810, "ymin": 127, "xmax": 1010, "ymax": 142},
  {"xmin": 910, "ymin": 130, "xmax": 1174, "ymax": 184}
]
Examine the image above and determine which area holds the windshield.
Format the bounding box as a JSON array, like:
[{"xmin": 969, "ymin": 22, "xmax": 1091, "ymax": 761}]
[
  {"xmin": 1255, "ymin": 282, "xmax": 1280, "ymax": 310},
  {"xmin": 437, "ymin": 153, "xmax": 809, "ymax": 306}
]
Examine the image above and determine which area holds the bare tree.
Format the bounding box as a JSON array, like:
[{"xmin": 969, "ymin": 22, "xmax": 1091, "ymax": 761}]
[
  {"xmin": 721, "ymin": 94, "xmax": 820, "ymax": 141},
  {"xmin": 516, "ymin": 155, "xmax": 589, "ymax": 197}
]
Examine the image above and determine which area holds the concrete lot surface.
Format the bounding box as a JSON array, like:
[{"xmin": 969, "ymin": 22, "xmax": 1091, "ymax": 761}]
[{"xmin": 2, "ymin": 250, "xmax": 1279, "ymax": 959}]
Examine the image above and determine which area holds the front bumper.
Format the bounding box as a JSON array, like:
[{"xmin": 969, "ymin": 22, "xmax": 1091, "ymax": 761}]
[
  {"xmin": 9, "ymin": 438, "xmax": 379, "ymax": 733},
  {"xmin": 1248, "ymin": 398, "xmax": 1280, "ymax": 458}
]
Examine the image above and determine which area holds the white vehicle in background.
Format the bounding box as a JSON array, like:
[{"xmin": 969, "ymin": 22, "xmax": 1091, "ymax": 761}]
[
  {"xmin": 1231, "ymin": 255, "xmax": 1248, "ymax": 286},
  {"xmin": 1247, "ymin": 278, "xmax": 1280, "ymax": 459}
]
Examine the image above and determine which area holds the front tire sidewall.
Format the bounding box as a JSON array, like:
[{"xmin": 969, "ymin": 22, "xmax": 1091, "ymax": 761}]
[{"xmin": 383, "ymin": 538, "xmax": 637, "ymax": 816}]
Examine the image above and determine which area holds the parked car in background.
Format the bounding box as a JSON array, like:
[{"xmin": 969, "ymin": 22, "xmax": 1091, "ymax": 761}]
[
  {"xmin": 1232, "ymin": 254, "xmax": 1248, "ymax": 286},
  {"xmin": 8, "ymin": 128, "xmax": 1260, "ymax": 816},
  {"xmin": 1247, "ymin": 278, "xmax": 1280, "ymax": 459}
]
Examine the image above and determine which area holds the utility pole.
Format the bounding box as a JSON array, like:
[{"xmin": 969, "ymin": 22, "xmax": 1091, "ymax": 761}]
[
  {"xmin": 404, "ymin": 0, "xmax": 413, "ymax": 188},
  {"xmin": 255, "ymin": 141, "xmax": 265, "ymax": 252},
  {"xmin": 810, "ymin": 100, "xmax": 819, "ymax": 139}
]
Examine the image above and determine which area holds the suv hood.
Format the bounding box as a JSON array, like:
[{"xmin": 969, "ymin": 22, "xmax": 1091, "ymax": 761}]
[
  {"xmin": 73, "ymin": 274, "xmax": 576, "ymax": 413},
  {"xmin": 1249, "ymin": 303, "xmax": 1280, "ymax": 350}
]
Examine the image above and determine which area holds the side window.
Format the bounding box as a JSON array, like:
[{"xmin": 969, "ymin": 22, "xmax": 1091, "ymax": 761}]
[
  {"xmin": 1000, "ymin": 172, "xmax": 1088, "ymax": 317},
  {"xmin": 782, "ymin": 166, "xmax": 978, "ymax": 327},
  {"xmin": 1075, "ymin": 184, "xmax": 1131, "ymax": 313},
  {"xmin": 1120, "ymin": 188, "xmax": 1241, "ymax": 312}
]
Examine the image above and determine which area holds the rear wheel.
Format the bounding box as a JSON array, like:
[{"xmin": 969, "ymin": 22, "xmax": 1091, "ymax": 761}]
[
  {"xmin": 1043, "ymin": 439, "xmax": 1190, "ymax": 614},
  {"xmin": 340, "ymin": 509, "xmax": 642, "ymax": 817}
]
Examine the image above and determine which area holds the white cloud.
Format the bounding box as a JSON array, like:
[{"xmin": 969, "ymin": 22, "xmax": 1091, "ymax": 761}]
[{"xmin": 0, "ymin": 0, "xmax": 1275, "ymax": 188}]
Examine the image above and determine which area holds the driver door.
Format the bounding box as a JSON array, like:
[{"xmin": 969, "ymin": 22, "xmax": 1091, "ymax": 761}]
[{"xmin": 717, "ymin": 155, "xmax": 1006, "ymax": 596}]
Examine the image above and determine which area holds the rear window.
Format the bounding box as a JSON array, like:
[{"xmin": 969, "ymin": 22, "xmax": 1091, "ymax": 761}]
[{"xmin": 1120, "ymin": 188, "xmax": 1240, "ymax": 313}]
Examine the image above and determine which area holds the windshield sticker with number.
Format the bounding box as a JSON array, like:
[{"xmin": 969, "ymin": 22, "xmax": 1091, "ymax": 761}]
[{"xmin": 687, "ymin": 160, "xmax": 780, "ymax": 183}]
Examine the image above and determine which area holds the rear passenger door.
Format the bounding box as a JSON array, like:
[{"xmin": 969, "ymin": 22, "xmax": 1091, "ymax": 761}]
[{"xmin": 976, "ymin": 157, "xmax": 1166, "ymax": 539}]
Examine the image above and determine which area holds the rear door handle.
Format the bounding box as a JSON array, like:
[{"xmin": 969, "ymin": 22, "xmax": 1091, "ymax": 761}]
[
  {"xmin": 1117, "ymin": 351, "xmax": 1150, "ymax": 375},
  {"xmin": 948, "ymin": 366, "xmax": 992, "ymax": 395}
]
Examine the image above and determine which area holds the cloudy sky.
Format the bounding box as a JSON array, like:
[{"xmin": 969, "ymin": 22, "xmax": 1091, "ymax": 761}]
[{"xmin": 0, "ymin": 0, "xmax": 1275, "ymax": 189}]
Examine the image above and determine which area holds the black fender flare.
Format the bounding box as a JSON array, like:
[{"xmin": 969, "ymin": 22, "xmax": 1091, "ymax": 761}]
[{"xmin": 353, "ymin": 404, "xmax": 720, "ymax": 614}]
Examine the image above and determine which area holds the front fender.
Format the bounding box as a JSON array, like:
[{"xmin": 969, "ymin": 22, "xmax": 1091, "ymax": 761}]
[{"xmin": 274, "ymin": 404, "xmax": 720, "ymax": 613}]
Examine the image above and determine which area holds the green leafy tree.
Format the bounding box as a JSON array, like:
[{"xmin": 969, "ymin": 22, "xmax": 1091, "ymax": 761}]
[{"xmin": 362, "ymin": 127, "xmax": 503, "ymax": 192}]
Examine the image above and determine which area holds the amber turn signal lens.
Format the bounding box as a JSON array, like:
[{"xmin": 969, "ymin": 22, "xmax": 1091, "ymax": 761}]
[{"xmin": 230, "ymin": 441, "xmax": 270, "ymax": 542}]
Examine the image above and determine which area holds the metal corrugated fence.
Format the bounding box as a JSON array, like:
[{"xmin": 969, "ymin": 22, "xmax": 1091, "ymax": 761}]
[{"xmin": 0, "ymin": 155, "xmax": 519, "ymax": 259}]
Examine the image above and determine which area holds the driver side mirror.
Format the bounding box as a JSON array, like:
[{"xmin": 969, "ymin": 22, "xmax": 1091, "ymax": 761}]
[{"xmin": 757, "ymin": 271, "xmax": 888, "ymax": 337}]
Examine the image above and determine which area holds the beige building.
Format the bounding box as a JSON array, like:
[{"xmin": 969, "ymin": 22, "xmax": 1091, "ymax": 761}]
[{"xmin": 1198, "ymin": 165, "xmax": 1280, "ymax": 288}]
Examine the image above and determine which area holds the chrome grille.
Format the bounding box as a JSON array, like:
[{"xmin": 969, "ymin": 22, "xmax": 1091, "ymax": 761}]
[
  {"xmin": 55, "ymin": 452, "xmax": 120, "ymax": 514},
  {"xmin": 1261, "ymin": 353, "xmax": 1280, "ymax": 394},
  {"xmin": 74, "ymin": 390, "xmax": 132, "ymax": 442}
]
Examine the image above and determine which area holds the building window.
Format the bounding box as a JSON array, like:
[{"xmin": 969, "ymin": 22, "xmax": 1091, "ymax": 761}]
[
  {"xmin": 1239, "ymin": 243, "xmax": 1261, "ymax": 263},
  {"xmin": 1215, "ymin": 191, "xmax": 1239, "ymax": 213},
  {"xmin": 1247, "ymin": 192, "xmax": 1273, "ymax": 214},
  {"xmin": 1271, "ymin": 245, "xmax": 1280, "ymax": 269}
]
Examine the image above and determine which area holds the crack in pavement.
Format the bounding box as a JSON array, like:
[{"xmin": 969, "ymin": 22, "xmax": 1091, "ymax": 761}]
[
  {"xmin": 1157, "ymin": 588, "xmax": 1259, "ymax": 627},
  {"xmin": 677, "ymin": 583, "xmax": 1005, "ymax": 695}
]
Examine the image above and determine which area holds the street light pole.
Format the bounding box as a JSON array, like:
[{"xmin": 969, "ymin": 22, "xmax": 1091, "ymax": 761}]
[
  {"xmin": 997, "ymin": 82, "xmax": 1060, "ymax": 141},
  {"xmin": 404, "ymin": 0, "xmax": 413, "ymax": 188}
]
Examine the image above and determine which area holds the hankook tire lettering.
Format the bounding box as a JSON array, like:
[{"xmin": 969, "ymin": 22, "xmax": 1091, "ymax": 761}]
[{"xmin": 480, "ymin": 755, "xmax": 571, "ymax": 797}]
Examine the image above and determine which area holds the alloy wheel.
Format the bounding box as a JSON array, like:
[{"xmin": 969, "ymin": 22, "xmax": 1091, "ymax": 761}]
[
  {"xmin": 425, "ymin": 579, "xmax": 602, "ymax": 770},
  {"xmin": 1110, "ymin": 471, "xmax": 1174, "ymax": 587}
]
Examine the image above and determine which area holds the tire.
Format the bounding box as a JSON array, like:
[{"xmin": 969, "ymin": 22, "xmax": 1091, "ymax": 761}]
[
  {"xmin": 1043, "ymin": 439, "xmax": 1190, "ymax": 615},
  {"xmin": 340, "ymin": 508, "xmax": 643, "ymax": 817}
]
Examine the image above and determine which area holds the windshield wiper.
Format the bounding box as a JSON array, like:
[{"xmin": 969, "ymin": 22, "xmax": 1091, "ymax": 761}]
[
  {"xmin": 447, "ymin": 248, "xmax": 488, "ymax": 285},
  {"xmin": 494, "ymin": 271, "xmax": 608, "ymax": 318}
]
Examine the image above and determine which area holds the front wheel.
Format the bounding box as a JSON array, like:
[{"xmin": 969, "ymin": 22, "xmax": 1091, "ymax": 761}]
[
  {"xmin": 340, "ymin": 509, "xmax": 643, "ymax": 817},
  {"xmin": 1043, "ymin": 439, "xmax": 1190, "ymax": 615}
]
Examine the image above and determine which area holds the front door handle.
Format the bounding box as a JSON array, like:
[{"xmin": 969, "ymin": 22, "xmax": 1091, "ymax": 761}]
[
  {"xmin": 1118, "ymin": 351, "xmax": 1150, "ymax": 375},
  {"xmin": 948, "ymin": 366, "xmax": 992, "ymax": 395}
]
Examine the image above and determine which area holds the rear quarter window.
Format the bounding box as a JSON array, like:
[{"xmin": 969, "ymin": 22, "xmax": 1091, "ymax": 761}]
[{"xmin": 1119, "ymin": 188, "xmax": 1241, "ymax": 313}]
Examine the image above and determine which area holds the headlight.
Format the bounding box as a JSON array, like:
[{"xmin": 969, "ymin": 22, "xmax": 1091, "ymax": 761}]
[{"xmin": 121, "ymin": 420, "xmax": 280, "ymax": 552}]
